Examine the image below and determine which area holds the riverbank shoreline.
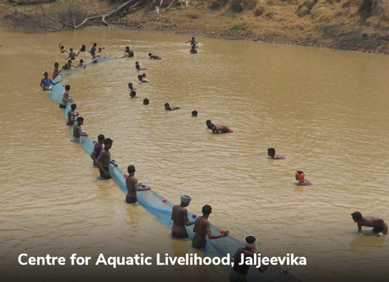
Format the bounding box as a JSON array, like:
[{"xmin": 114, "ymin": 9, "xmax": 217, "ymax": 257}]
[{"xmin": 1, "ymin": 0, "xmax": 389, "ymax": 55}]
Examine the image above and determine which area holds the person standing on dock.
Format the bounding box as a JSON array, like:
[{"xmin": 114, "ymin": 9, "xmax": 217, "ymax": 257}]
[
  {"xmin": 125, "ymin": 165, "xmax": 150, "ymax": 204},
  {"xmin": 95, "ymin": 138, "xmax": 117, "ymax": 180},
  {"xmin": 171, "ymin": 195, "xmax": 194, "ymax": 239},
  {"xmin": 192, "ymin": 205, "xmax": 229, "ymax": 249}
]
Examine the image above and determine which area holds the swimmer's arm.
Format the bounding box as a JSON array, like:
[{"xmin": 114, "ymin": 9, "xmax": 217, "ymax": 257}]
[
  {"xmin": 383, "ymin": 223, "xmax": 388, "ymax": 234},
  {"xmin": 40, "ymin": 79, "xmax": 44, "ymax": 88},
  {"xmin": 357, "ymin": 223, "xmax": 362, "ymax": 232},
  {"xmin": 50, "ymin": 79, "xmax": 59, "ymax": 85},
  {"xmin": 110, "ymin": 160, "xmax": 118, "ymax": 167}
]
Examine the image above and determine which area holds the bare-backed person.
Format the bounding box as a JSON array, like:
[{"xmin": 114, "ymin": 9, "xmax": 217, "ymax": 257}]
[
  {"xmin": 351, "ymin": 211, "xmax": 388, "ymax": 235},
  {"xmin": 192, "ymin": 205, "xmax": 229, "ymax": 249},
  {"xmin": 125, "ymin": 165, "xmax": 150, "ymax": 204},
  {"xmin": 171, "ymin": 195, "xmax": 195, "ymax": 239},
  {"xmin": 95, "ymin": 138, "xmax": 117, "ymax": 179}
]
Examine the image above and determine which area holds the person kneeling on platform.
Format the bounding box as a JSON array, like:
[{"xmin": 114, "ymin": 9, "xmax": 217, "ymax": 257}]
[
  {"xmin": 171, "ymin": 195, "xmax": 195, "ymax": 239},
  {"xmin": 125, "ymin": 165, "xmax": 150, "ymax": 204},
  {"xmin": 230, "ymin": 235, "xmax": 268, "ymax": 282},
  {"xmin": 192, "ymin": 205, "xmax": 229, "ymax": 249},
  {"xmin": 95, "ymin": 138, "xmax": 117, "ymax": 179}
]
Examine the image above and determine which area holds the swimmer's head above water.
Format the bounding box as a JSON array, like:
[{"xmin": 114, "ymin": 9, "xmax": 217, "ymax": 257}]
[
  {"xmin": 164, "ymin": 103, "xmax": 171, "ymax": 110},
  {"xmin": 130, "ymin": 91, "xmax": 137, "ymax": 98},
  {"xmin": 351, "ymin": 212, "xmax": 363, "ymax": 222},
  {"xmin": 192, "ymin": 110, "xmax": 198, "ymax": 117},
  {"xmin": 267, "ymin": 148, "xmax": 276, "ymax": 158},
  {"xmin": 65, "ymin": 84, "xmax": 71, "ymax": 91},
  {"xmin": 295, "ymin": 171, "xmax": 305, "ymax": 183},
  {"xmin": 206, "ymin": 120, "xmax": 215, "ymax": 130},
  {"xmin": 143, "ymin": 98, "xmax": 149, "ymax": 105},
  {"xmin": 54, "ymin": 62, "xmax": 59, "ymax": 68},
  {"xmin": 71, "ymin": 103, "xmax": 77, "ymax": 111},
  {"xmin": 43, "ymin": 71, "xmax": 49, "ymax": 78}
]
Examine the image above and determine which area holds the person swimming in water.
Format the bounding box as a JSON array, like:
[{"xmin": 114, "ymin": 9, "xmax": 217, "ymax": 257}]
[
  {"xmin": 171, "ymin": 195, "xmax": 195, "ymax": 239},
  {"xmin": 192, "ymin": 110, "xmax": 198, "ymax": 117},
  {"xmin": 295, "ymin": 171, "xmax": 311, "ymax": 186},
  {"xmin": 40, "ymin": 71, "xmax": 59, "ymax": 90},
  {"xmin": 96, "ymin": 47, "xmax": 105, "ymax": 58},
  {"xmin": 78, "ymin": 59, "xmax": 86, "ymax": 68},
  {"xmin": 130, "ymin": 91, "xmax": 139, "ymax": 99},
  {"xmin": 165, "ymin": 103, "xmax": 180, "ymax": 111},
  {"xmin": 95, "ymin": 138, "xmax": 117, "ymax": 179},
  {"xmin": 148, "ymin": 53, "xmax": 162, "ymax": 60},
  {"xmin": 267, "ymin": 148, "xmax": 285, "ymax": 160},
  {"xmin": 63, "ymin": 60, "xmax": 75, "ymax": 70},
  {"xmin": 59, "ymin": 84, "xmax": 73, "ymax": 109},
  {"xmin": 143, "ymin": 98, "xmax": 149, "ymax": 105},
  {"xmin": 79, "ymin": 44, "xmax": 86, "ymax": 52},
  {"xmin": 230, "ymin": 235, "xmax": 268, "ymax": 282},
  {"xmin": 65, "ymin": 48, "xmax": 79, "ymax": 61},
  {"xmin": 351, "ymin": 212, "xmax": 388, "ymax": 236},
  {"xmin": 90, "ymin": 134, "xmax": 105, "ymax": 166},
  {"xmin": 52, "ymin": 62, "xmax": 61, "ymax": 79},
  {"xmin": 59, "ymin": 43, "xmax": 68, "ymax": 54},
  {"xmin": 128, "ymin": 83, "xmax": 136, "ymax": 91},
  {"xmin": 66, "ymin": 104, "xmax": 78, "ymax": 126},
  {"xmin": 192, "ymin": 205, "xmax": 229, "ymax": 249},
  {"xmin": 125, "ymin": 165, "xmax": 151, "ymax": 204},
  {"xmin": 138, "ymin": 74, "xmax": 149, "ymax": 83},
  {"xmin": 72, "ymin": 117, "xmax": 88, "ymax": 143},
  {"xmin": 123, "ymin": 46, "xmax": 131, "ymax": 58},
  {"xmin": 206, "ymin": 120, "xmax": 230, "ymax": 134},
  {"xmin": 135, "ymin": 61, "xmax": 147, "ymax": 71}
]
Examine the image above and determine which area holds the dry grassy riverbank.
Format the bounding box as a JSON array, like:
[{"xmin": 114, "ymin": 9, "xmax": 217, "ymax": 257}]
[{"xmin": 1, "ymin": 0, "xmax": 389, "ymax": 54}]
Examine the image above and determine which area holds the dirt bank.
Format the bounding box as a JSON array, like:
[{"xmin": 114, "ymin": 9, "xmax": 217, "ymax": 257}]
[{"xmin": 1, "ymin": 0, "xmax": 389, "ymax": 54}]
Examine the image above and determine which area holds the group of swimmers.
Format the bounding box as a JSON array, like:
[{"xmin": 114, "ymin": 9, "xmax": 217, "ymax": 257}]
[{"xmin": 44, "ymin": 37, "xmax": 387, "ymax": 282}]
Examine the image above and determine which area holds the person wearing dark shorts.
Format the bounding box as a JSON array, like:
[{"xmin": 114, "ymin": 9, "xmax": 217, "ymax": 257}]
[
  {"xmin": 95, "ymin": 138, "xmax": 117, "ymax": 180},
  {"xmin": 192, "ymin": 205, "xmax": 229, "ymax": 248},
  {"xmin": 125, "ymin": 165, "xmax": 150, "ymax": 204},
  {"xmin": 126, "ymin": 195, "xmax": 137, "ymax": 204}
]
